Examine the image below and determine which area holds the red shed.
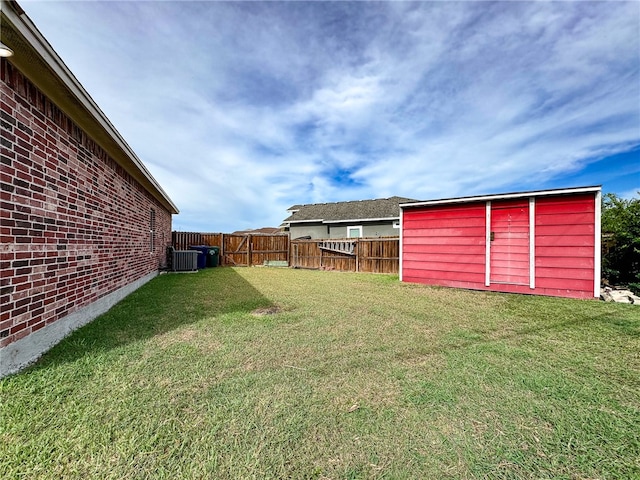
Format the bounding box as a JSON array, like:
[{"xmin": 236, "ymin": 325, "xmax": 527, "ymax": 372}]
[{"xmin": 400, "ymin": 186, "xmax": 602, "ymax": 299}]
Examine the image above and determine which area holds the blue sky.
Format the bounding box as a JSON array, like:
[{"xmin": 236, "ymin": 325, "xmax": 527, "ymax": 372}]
[{"xmin": 20, "ymin": 0, "xmax": 640, "ymax": 232}]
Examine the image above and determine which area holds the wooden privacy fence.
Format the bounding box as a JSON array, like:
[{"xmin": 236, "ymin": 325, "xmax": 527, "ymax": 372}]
[
  {"xmin": 172, "ymin": 232, "xmax": 289, "ymax": 267},
  {"xmin": 172, "ymin": 232, "xmax": 223, "ymax": 250},
  {"xmin": 171, "ymin": 232, "xmax": 399, "ymax": 273},
  {"xmin": 290, "ymin": 237, "xmax": 399, "ymax": 274}
]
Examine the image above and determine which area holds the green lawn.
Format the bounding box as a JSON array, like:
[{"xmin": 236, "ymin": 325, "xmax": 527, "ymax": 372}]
[{"xmin": 1, "ymin": 267, "xmax": 639, "ymax": 479}]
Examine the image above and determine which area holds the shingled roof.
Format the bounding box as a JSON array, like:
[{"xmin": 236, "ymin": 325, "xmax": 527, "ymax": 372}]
[{"xmin": 283, "ymin": 196, "xmax": 418, "ymax": 224}]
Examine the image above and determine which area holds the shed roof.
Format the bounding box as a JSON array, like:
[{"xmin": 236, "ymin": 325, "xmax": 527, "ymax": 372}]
[
  {"xmin": 284, "ymin": 196, "xmax": 417, "ymax": 225},
  {"xmin": 1, "ymin": 0, "xmax": 179, "ymax": 214},
  {"xmin": 400, "ymin": 186, "xmax": 601, "ymax": 209}
]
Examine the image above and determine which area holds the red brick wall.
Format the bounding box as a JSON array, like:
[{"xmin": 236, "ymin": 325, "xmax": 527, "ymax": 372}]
[{"xmin": 0, "ymin": 59, "xmax": 172, "ymax": 349}]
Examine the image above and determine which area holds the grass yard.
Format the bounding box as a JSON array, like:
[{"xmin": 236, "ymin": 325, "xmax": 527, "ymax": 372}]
[{"xmin": 1, "ymin": 267, "xmax": 639, "ymax": 479}]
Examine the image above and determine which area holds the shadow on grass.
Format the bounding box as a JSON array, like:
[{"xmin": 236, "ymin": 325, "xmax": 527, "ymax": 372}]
[{"xmin": 28, "ymin": 267, "xmax": 272, "ymax": 371}]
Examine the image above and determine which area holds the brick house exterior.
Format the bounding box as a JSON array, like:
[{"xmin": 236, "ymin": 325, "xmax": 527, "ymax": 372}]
[{"xmin": 0, "ymin": 1, "xmax": 179, "ymax": 376}]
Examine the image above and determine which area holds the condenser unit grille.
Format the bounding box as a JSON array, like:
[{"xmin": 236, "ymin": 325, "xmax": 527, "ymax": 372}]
[{"xmin": 172, "ymin": 250, "xmax": 199, "ymax": 271}]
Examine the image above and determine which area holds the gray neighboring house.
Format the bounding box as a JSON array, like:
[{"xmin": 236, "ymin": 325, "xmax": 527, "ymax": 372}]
[{"xmin": 282, "ymin": 196, "xmax": 417, "ymax": 239}]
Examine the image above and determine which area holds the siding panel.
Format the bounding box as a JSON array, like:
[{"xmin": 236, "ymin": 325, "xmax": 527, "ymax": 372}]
[
  {"xmin": 403, "ymin": 252, "xmax": 484, "ymax": 264},
  {"xmin": 403, "ymin": 203, "xmax": 486, "ymax": 286},
  {"xmin": 403, "ymin": 226, "xmax": 485, "ymax": 237},
  {"xmin": 536, "ymin": 235, "xmax": 594, "ymax": 247},
  {"xmin": 536, "ymin": 266, "xmax": 595, "ymax": 279},
  {"xmin": 403, "ymin": 217, "xmax": 485, "ymax": 229},
  {"xmin": 536, "ymin": 224, "xmax": 594, "ymax": 236},
  {"xmin": 533, "ymin": 195, "xmax": 595, "ymax": 297},
  {"xmin": 535, "ymin": 256, "xmax": 594, "ymax": 269},
  {"xmin": 403, "ymin": 260, "xmax": 485, "ymax": 273},
  {"xmin": 535, "ymin": 212, "xmax": 595, "ymax": 225},
  {"xmin": 403, "ymin": 236, "xmax": 486, "ymax": 246},
  {"xmin": 402, "ymin": 244, "xmax": 486, "ymax": 255},
  {"xmin": 403, "ymin": 268, "xmax": 485, "ymax": 282}
]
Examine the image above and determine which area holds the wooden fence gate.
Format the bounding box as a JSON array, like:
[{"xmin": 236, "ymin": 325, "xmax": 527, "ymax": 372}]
[{"xmin": 222, "ymin": 234, "xmax": 289, "ymax": 266}]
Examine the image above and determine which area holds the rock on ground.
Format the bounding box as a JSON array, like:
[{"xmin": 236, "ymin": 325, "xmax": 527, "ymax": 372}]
[{"xmin": 601, "ymin": 286, "xmax": 640, "ymax": 304}]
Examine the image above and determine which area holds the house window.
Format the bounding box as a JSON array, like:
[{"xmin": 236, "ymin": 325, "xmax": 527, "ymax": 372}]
[
  {"xmin": 150, "ymin": 208, "xmax": 156, "ymax": 252},
  {"xmin": 347, "ymin": 225, "xmax": 362, "ymax": 238}
]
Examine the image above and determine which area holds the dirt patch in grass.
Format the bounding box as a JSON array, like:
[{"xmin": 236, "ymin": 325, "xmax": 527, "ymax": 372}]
[{"xmin": 251, "ymin": 305, "xmax": 283, "ymax": 316}]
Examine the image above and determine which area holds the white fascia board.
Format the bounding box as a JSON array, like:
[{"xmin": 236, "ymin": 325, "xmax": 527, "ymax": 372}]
[
  {"xmin": 594, "ymin": 190, "xmax": 602, "ymax": 298},
  {"xmin": 325, "ymin": 217, "xmax": 399, "ymax": 224},
  {"xmin": 1, "ymin": 1, "xmax": 179, "ymax": 214},
  {"xmin": 399, "ymin": 209, "xmax": 404, "ymax": 281},
  {"xmin": 286, "ymin": 219, "xmax": 324, "ymax": 224},
  {"xmin": 485, "ymin": 202, "xmax": 491, "ymax": 287},
  {"xmin": 529, "ymin": 197, "xmax": 535, "ymax": 289},
  {"xmin": 400, "ymin": 186, "xmax": 602, "ymax": 209}
]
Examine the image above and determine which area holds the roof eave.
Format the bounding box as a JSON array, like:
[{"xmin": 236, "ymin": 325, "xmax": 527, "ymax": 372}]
[
  {"xmin": 400, "ymin": 186, "xmax": 602, "ymax": 209},
  {"xmin": 285, "ymin": 219, "xmax": 324, "ymax": 224},
  {"xmin": 324, "ymin": 216, "xmax": 399, "ymax": 224}
]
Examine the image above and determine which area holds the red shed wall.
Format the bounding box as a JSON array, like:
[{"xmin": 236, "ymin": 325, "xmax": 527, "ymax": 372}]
[
  {"xmin": 534, "ymin": 194, "xmax": 596, "ymax": 299},
  {"xmin": 0, "ymin": 60, "xmax": 172, "ymax": 355},
  {"xmin": 402, "ymin": 202, "xmax": 486, "ymax": 288},
  {"xmin": 401, "ymin": 192, "xmax": 598, "ymax": 299}
]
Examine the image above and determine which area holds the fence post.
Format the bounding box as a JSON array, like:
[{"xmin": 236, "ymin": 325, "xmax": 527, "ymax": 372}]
[
  {"xmin": 220, "ymin": 233, "xmax": 225, "ymax": 266},
  {"xmin": 247, "ymin": 234, "xmax": 252, "ymax": 266},
  {"xmin": 291, "ymin": 242, "xmax": 295, "ymax": 268},
  {"xmin": 286, "ymin": 236, "xmax": 290, "ymax": 265}
]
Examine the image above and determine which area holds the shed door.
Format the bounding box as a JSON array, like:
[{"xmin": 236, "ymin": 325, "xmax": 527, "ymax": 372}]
[{"xmin": 490, "ymin": 201, "xmax": 529, "ymax": 285}]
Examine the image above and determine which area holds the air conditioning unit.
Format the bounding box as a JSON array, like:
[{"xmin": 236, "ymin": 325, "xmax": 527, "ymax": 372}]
[{"xmin": 172, "ymin": 250, "xmax": 198, "ymax": 272}]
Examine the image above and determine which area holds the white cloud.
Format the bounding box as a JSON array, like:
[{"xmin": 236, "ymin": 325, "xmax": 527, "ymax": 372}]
[{"xmin": 21, "ymin": 0, "xmax": 640, "ymax": 232}]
